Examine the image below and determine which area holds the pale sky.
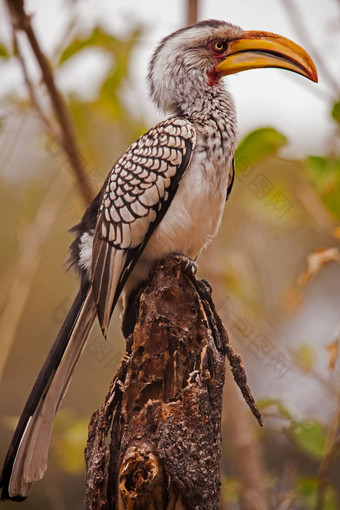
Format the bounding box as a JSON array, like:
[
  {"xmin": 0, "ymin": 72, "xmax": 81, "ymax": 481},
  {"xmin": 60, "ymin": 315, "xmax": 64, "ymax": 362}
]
[{"xmin": 0, "ymin": 0, "xmax": 339, "ymax": 155}]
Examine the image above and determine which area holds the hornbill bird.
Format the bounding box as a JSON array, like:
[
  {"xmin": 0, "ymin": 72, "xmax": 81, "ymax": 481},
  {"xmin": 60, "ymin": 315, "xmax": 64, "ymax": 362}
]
[{"xmin": 1, "ymin": 20, "xmax": 317, "ymax": 501}]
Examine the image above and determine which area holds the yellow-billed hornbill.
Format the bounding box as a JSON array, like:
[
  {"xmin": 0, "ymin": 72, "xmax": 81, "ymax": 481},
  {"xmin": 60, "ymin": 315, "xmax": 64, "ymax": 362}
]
[{"xmin": 0, "ymin": 20, "xmax": 317, "ymax": 501}]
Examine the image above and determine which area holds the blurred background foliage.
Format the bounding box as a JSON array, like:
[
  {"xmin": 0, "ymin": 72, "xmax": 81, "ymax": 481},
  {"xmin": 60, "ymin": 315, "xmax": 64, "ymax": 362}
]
[{"xmin": 0, "ymin": 1, "xmax": 339, "ymax": 509}]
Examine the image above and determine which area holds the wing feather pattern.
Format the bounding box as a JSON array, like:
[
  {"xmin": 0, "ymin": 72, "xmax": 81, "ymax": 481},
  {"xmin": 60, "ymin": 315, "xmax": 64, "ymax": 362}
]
[
  {"xmin": 92, "ymin": 117, "xmax": 196, "ymax": 335},
  {"xmin": 226, "ymin": 158, "xmax": 235, "ymax": 202}
]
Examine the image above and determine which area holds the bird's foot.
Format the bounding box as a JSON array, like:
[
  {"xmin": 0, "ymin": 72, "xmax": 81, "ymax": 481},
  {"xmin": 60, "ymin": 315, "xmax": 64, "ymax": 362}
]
[{"xmin": 173, "ymin": 252, "xmax": 198, "ymax": 276}]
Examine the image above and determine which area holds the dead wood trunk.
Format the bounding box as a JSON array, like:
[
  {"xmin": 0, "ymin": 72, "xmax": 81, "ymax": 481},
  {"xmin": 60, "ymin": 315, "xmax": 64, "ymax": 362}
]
[{"xmin": 85, "ymin": 255, "xmax": 262, "ymax": 510}]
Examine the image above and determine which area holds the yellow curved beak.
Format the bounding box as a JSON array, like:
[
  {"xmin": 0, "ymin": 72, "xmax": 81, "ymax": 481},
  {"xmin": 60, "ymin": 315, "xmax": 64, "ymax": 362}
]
[{"xmin": 216, "ymin": 30, "xmax": 318, "ymax": 82}]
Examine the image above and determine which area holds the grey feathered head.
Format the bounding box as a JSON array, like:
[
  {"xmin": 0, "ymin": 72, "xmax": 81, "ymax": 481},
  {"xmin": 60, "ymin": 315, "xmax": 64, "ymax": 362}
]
[
  {"xmin": 148, "ymin": 19, "xmax": 317, "ymax": 113},
  {"xmin": 148, "ymin": 20, "xmax": 242, "ymax": 113}
]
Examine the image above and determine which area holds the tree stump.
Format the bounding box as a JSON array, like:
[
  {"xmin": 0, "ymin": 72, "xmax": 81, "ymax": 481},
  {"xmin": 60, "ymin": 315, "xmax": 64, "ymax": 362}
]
[{"xmin": 85, "ymin": 255, "xmax": 262, "ymax": 510}]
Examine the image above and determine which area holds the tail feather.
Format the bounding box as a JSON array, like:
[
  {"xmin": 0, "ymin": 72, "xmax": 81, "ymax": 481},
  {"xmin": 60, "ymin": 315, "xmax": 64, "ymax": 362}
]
[{"xmin": 0, "ymin": 283, "xmax": 97, "ymax": 501}]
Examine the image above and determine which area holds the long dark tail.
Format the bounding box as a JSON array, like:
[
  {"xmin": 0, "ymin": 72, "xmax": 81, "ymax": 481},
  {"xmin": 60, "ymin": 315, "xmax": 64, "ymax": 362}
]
[{"xmin": 0, "ymin": 282, "xmax": 97, "ymax": 501}]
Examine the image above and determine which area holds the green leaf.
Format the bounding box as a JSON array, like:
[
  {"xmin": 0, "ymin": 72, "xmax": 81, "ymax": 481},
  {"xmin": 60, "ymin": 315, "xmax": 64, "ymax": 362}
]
[
  {"xmin": 59, "ymin": 26, "xmax": 142, "ymax": 117},
  {"xmin": 331, "ymin": 100, "xmax": 340, "ymax": 124},
  {"xmin": 297, "ymin": 478, "xmax": 338, "ymax": 510},
  {"xmin": 58, "ymin": 26, "xmax": 141, "ymax": 66},
  {"xmin": 0, "ymin": 43, "xmax": 9, "ymax": 59},
  {"xmin": 298, "ymin": 478, "xmax": 318, "ymax": 508},
  {"xmin": 305, "ymin": 156, "xmax": 340, "ymax": 219},
  {"xmin": 291, "ymin": 344, "xmax": 316, "ymax": 372},
  {"xmin": 235, "ymin": 127, "xmax": 287, "ymax": 173},
  {"xmin": 97, "ymin": 28, "xmax": 142, "ymax": 117},
  {"xmin": 288, "ymin": 420, "xmax": 325, "ymax": 458},
  {"xmin": 256, "ymin": 397, "xmax": 293, "ymax": 421},
  {"xmin": 58, "ymin": 27, "xmax": 117, "ymax": 64}
]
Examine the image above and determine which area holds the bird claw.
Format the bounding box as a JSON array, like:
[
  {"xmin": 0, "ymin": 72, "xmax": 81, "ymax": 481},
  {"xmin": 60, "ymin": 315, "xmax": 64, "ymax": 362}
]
[{"xmin": 173, "ymin": 253, "xmax": 198, "ymax": 275}]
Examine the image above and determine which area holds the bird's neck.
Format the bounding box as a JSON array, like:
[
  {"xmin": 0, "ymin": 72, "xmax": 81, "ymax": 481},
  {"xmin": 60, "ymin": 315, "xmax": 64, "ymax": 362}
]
[{"xmin": 175, "ymin": 82, "xmax": 238, "ymax": 163}]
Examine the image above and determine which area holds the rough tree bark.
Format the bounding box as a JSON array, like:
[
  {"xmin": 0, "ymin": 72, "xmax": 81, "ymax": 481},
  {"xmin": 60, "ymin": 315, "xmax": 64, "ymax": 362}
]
[{"xmin": 85, "ymin": 255, "xmax": 262, "ymax": 510}]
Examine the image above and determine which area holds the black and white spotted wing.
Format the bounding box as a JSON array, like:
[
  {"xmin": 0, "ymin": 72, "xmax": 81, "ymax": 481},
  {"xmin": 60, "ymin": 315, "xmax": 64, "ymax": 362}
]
[{"xmin": 92, "ymin": 117, "xmax": 196, "ymax": 335}]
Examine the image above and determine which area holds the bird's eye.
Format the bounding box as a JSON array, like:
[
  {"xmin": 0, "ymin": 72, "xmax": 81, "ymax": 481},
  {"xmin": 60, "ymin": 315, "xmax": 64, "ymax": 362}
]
[{"xmin": 213, "ymin": 40, "xmax": 227, "ymax": 53}]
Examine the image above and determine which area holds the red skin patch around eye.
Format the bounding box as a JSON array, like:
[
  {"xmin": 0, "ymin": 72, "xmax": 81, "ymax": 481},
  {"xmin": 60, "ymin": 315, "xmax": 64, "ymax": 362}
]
[
  {"xmin": 205, "ymin": 40, "xmax": 229, "ymax": 86},
  {"xmin": 207, "ymin": 68, "xmax": 221, "ymax": 87}
]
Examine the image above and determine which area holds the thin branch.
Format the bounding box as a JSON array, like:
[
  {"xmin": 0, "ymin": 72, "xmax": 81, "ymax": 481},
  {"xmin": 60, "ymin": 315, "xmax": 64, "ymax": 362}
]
[
  {"xmin": 0, "ymin": 113, "xmax": 28, "ymax": 179},
  {"xmin": 280, "ymin": 0, "xmax": 340, "ymax": 98},
  {"xmin": 223, "ymin": 370, "xmax": 268, "ymax": 510},
  {"xmin": 197, "ymin": 278, "xmax": 263, "ymax": 426},
  {"xmin": 5, "ymin": 0, "xmax": 93, "ymax": 205},
  {"xmin": 187, "ymin": 0, "xmax": 199, "ymax": 25},
  {"xmin": 10, "ymin": 24, "xmax": 57, "ymax": 137},
  {"xmin": 313, "ymin": 322, "xmax": 340, "ymax": 510},
  {"xmin": 50, "ymin": 5, "xmax": 81, "ymax": 66},
  {"xmin": 314, "ymin": 407, "xmax": 340, "ymax": 510},
  {"xmin": 296, "ymin": 184, "xmax": 337, "ymax": 236},
  {"xmin": 0, "ymin": 169, "xmax": 74, "ymax": 380}
]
